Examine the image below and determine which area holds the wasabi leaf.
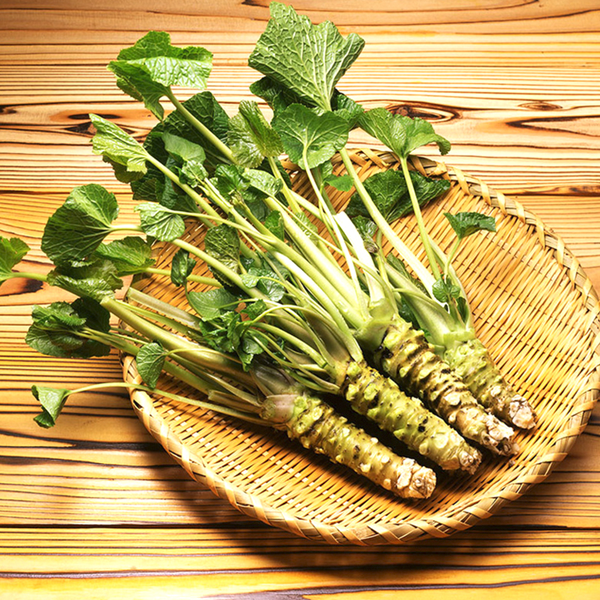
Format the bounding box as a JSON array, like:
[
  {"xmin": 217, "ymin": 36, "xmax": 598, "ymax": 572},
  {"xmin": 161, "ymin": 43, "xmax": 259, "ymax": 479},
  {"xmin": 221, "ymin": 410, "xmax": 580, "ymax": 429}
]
[
  {"xmin": 130, "ymin": 128, "xmax": 169, "ymax": 203},
  {"xmin": 31, "ymin": 302, "xmax": 86, "ymax": 330},
  {"xmin": 243, "ymin": 169, "xmax": 283, "ymax": 199},
  {"xmin": 41, "ymin": 184, "xmax": 120, "ymax": 266},
  {"xmin": 227, "ymin": 115, "xmax": 263, "ymax": 168},
  {"xmin": 136, "ymin": 342, "xmax": 167, "ymax": 389},
  {"xmin": 432, "ymin": 277, "xmax": 462, "ymax": 305},
  {"xmin": 108, "ymin": 60, "xmax": 168, "ymax": 121},
  {"xmin": 211, "ymin": 164, "xmax": 245, "ymax": 200},
  {"xmin": 251, "ymin": 76, "xmax": 362, "ymax": 127},
  {"xmin": 46, "ymin": 258, "xmax": 123, "ymax": 301},
  {"xmin": 346, "ymin": 169, "xmax": 406, "ymax": 221},
  {"xmin": 410, "ymin": 170, "xmax": 451, "ymax": 208},
  {"xmin": 320, "ymin": 160, "xmax": 354, "ymax": 192},
  {"xmin": 352, "ymin": 216, "xmax": 378, "ymax": 250},
  {"xmin": 187, "ymin": 288, "xmax": 238, "ymax": 319},
  {"xmin": 242, "ymin": 299, "xmax": 268, "ymax": 321},
  {"xmin": 248, "ymin": 3, "xmax": 365, "ymax": 111},
  {"xmin": 250, "ymin": 76, "xmax": 303, "ymax": 117},
  {"xmin": 108, "ymin": 31, "xmax": 212, "ymax": 119},
  {"xmin": 324, "ymin": 172, "xmax": 354, "ymax": 192},
  {"xmin": 90, "ymin": 114, "xmax": 149, "ymax": 176},
  {"xmin": 195, "ymin": 309, "xmax": 242, "ymax": 355},
  {"xmin": 135, "ymin": 203, "xmax": 186, "ymax": 242},
  {"xmin": 162, "ymin": 132, "xmax": 208, "ymax": 186},
  {"xmin": 228, "ymin": 100, "xmax": 283, "ymax": 168},
  {"xmin": 32, "ymin": 298, "xmax": 111, "ymax": 334},
  {"xmin": 264, "ymin": 210, "xmax": 285, "ymax": 240},
  {"xmin": 0, "ymin": 237, "xmax": 30, "ymax": 282},
  {"xmin": 239, "ymin": 331, "xmax": 268, "ymax": 369},
  {"xmin": 32, "ymin": 386, "xmax": 71, "ymax": 428},
  {"xmin": 241, "ymin": 264, "xmax": 285, "ymax": 302},
  {"xmin": 358, "ymin": 107, "xmax": 451, "ymax": 158},
  {"xmin": 331, "ymin": 91, "xmax": 364, "ymax": 128},
  {"xmin": 95, "ymin": 237, "xmax": 155, "ymax": 276},
  {"xmin": 444, "ymin": 211, "xmax": 496, "ymax": 240},
  {"xmin": 204, "ymin": 224, "xmax": 240, "ymax": 275},
  {"xmin": 161, "ymin": 91, "xmax": 230, "ymax": 167},
  {"xmin": 272, "ymin": 104, "xmax": 349, "ymax": 170},
  {"xmin": 26, "ymin": 298, "xmax": 112, "ymax": 358},
  {"xmin": 347, "ymin": 169, "xmax": 450, "ymax": 222},
  {"xmin": 170, "ymin": 248, "xmax": 196, "ymax": 287}
]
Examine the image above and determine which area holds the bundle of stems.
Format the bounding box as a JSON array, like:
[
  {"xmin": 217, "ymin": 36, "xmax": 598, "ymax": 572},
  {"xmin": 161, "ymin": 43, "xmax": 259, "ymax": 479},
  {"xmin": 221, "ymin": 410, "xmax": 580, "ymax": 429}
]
[{"xmin": 22, "ymin": 291, "xmax": 436, "ymax": 499}]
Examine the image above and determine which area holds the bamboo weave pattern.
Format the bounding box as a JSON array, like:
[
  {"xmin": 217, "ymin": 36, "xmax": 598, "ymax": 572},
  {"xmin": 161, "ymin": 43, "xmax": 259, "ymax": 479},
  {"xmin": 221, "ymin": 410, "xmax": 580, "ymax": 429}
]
[{"xmin": 123, "ymin": 150, "xmax": 600, "ymax": 545}]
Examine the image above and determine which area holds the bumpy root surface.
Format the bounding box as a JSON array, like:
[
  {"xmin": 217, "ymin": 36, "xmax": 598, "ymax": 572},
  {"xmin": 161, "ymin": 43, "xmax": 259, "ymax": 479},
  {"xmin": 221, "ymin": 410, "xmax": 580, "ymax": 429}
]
[
  {"xmin": 340, "ymin": 360, "xmax": 482, "ymax": 474},
  {"xmin": 444, "ymin": 338, "xmax": 537, "ymax": 430},
  {"xmin": 372, "ymin": 316, "xmax": 518, "ymax": 456},
  {"xmin": 287, "ymin": 394, "xmax": 437, "ymax": 498}
]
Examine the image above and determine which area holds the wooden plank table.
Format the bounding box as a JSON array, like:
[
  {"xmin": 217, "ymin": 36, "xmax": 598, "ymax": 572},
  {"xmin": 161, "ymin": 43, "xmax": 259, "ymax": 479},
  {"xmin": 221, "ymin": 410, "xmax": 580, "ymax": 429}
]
[{"xmin": 1, "ymin": 2, "xmax": 600, "ymax": 598}]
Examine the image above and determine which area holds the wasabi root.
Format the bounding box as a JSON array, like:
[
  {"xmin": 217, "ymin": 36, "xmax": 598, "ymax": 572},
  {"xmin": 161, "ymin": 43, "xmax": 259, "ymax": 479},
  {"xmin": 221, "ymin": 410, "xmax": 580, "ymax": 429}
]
[
  {"xmin": 444, "ymin": 339, "xmax": 537, "ymax": 430},
  {"xmin": 264, "ymin": 392, "xmax": 436, "ymax": 499},
  {"xmin": 370, "ymin": 315, "xmax": 518, "ymax": 456},
  {"xmin": 340, "ymin": 359, "xmax": 481, "ymax": 474}
]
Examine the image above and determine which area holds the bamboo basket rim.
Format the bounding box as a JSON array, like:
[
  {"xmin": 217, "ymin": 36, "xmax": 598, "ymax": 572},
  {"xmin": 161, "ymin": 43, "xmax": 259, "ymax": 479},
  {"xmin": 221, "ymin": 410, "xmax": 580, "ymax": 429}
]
[{"xmin": 122, "ymin": 150, "xmax": 600, "ymax": 545}]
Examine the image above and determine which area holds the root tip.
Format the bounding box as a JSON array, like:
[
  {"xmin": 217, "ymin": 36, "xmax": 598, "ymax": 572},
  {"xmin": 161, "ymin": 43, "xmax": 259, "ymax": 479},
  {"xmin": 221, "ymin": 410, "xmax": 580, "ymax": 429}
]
[
  {"xmin": 509, "ymin": 395, "xmax": 538, "ymax": 430},
  {"xmin": 404, "ymin": 467, "xmax": 437, "ymax": 499}
]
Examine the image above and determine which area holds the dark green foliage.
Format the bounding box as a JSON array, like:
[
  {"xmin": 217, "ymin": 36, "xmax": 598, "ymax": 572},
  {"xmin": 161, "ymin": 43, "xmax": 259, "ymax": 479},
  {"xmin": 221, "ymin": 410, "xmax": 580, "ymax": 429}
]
[
  {"xmin": 135, "ymin": 203, "xmax": 186, "ymax": 242},
  {"xmin": 32, "ymin": 386, "xmax": 71, "ymax": 428},
  {"xmin": 170, "ymin": 248, "xmax": 196, "ymax": 286},
  {"xmin": 228, "ymin": 100, "xmax": 283, "ymax": 168},
  {"xmin": 26, "ymin": 298, "xmax": 112, "ymax": 359},
  {"xmin": 347, "ymin": 169, "xmax": 450, "ymax": 223},
  {"xmin": 95, "ymin": 237, "xmax": 155, "ymax": 276},
  {"xmin": 108, "ymin": 31, "xmax": 212, "ymax": 119},
  {"xmin": 248, "ymin": 2, "xmax": 364, "ymax": 111},
  {"xmin": 0, "ymin": 237, "xmax": 30, "ymax": 282},
  {"xmin": 136, "ymin": 342, "xmax": 167, "ymax": 389},
  {"xmin": 46, "ymin": 258, "xmax": 123, "ymax": 301},
  {"xmin": 41, "ymin": 184, "xmax": 119, "ymax": 265},
  {"xmin": 272, "ymin": 104, "xmax": 349, "ymax": 170},
  {"xmin": 444, "ymin": 211, "xmax": 496, "ymax": 240},
  {"xmin": 358, "ymin": 107, "xmax": 451, "ymax": 158}
]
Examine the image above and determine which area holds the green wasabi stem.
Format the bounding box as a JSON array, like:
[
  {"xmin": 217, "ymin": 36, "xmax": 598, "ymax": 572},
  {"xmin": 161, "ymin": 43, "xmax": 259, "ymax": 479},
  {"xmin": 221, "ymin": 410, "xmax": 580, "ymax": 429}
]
[
  {"xmin": 267, "ymin": 155, "xmax": 301, "ymax": 213},
  {"xmin": 127, "ymin": 287, "xmax": 201, "ymax": 329},
  {"xmin": 95, "ymin": 331, "xmax": 236, "ymax": 399},
  {"xmin": 259, "ymin": 189, "xmax": 368, "ymax": 313},
  {"xmin": 145, "ymin": 267, "xmax": 220, "ymax": 288},
  {"xmin": 338, "ymin": 147, "xmax": 435, "ymax": 293},
  {"xmin": 8, "ymin": 272, "xmax": 47, "ymax": 282},
  {"xmin": 253, "ymin": 364, "xmax": 436, "ymax": 498},
  {"xmin": 364, "ymin": 314, "xmax": 518, "ymax": 456},
  {"xmin": 165, "ymin": 89, "xmax": 235, "ymax": 163},
  {"xmin": 399, "ymin": 156, "xmax": 441, "ymax": 280},
  {"xmin": 443, "ymin": 339, "xmax": 537, "ymax": 430},
  {"xmin": 100, "ymin": 296, "xmax": 255, "ymax": 387},
  {"xmin": 34, "ymin": 381, "xmax": 265, "ymax": 429}
]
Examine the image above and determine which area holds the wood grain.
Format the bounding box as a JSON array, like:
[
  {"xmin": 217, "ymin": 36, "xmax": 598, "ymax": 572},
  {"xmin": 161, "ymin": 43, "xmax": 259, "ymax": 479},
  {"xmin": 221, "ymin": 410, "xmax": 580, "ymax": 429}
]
[{"xmin": 1, "ymin": 1, "xmax": 600, "ymax": 598}]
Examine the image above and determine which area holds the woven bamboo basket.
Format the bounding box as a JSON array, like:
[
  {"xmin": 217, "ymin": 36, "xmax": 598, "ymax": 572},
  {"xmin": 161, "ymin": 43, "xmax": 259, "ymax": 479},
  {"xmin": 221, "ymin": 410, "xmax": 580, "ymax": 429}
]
[{"xmin": 122, "ymin": 149, "xmax": 600, "ymax": 545}]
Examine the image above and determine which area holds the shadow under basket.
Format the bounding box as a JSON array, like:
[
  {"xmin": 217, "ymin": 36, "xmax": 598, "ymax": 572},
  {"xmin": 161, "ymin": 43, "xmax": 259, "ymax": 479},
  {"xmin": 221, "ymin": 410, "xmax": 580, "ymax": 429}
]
[{"xmin": 122, "ymin": 149, "xmax": 600, "ymax": 545}]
